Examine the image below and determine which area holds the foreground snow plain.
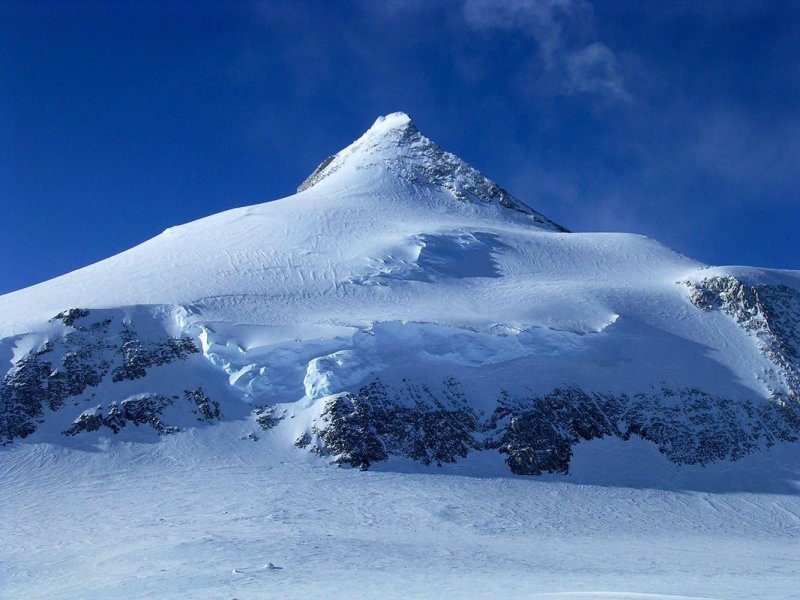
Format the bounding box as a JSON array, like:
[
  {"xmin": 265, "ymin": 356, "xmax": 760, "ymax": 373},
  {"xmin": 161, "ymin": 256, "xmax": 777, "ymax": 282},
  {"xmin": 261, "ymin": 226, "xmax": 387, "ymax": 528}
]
[{"xmin": 3, "ymin": 429, "xmax": 799, "ymax": 599}]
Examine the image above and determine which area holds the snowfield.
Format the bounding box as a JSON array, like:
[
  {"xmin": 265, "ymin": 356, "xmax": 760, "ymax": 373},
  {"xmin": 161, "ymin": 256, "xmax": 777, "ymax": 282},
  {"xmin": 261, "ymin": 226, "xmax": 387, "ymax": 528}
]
[
  {"xmin": 2, "ymin": 433, "xmax": 799, "ymax": 600},
  {"xmin": 2, "ymin": 112, "xmax": 799, "ymax": 598}
]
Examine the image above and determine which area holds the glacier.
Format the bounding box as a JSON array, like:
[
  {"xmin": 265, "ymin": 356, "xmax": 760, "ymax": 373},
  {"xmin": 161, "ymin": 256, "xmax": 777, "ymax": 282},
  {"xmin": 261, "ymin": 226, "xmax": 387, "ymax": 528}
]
[{"xmin": 1, "ymin": 112, "xmax": 799, "ymax": 599}]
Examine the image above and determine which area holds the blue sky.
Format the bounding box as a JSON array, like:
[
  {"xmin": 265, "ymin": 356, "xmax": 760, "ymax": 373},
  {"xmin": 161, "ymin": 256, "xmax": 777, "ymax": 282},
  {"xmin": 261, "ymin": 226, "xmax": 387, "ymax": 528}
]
[{"xmin": 2, "ymin": 0, "xmax": 798, "ymax": 294}]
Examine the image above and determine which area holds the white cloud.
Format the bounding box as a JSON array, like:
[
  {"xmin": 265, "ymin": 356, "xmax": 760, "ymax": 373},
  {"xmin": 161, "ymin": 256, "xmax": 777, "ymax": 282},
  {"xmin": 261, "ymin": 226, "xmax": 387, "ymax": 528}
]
[
  {"xmin": 566, "ymin": 42, "xmax": 630, "ymax": 101},
  {"xmin": 462, "ymin": 0, "xmax": 629, "ymax": 102},
  {"xmin": 463, "ymin": 0, "xmax": 582, "ymax": 67}
]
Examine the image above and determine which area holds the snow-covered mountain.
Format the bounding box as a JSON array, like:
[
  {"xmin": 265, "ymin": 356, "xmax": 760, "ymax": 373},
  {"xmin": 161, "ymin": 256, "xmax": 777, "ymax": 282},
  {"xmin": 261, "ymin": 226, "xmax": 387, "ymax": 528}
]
[{"xmin": 2, "ymin": 111, "xmax": 799, "ymax": 476}]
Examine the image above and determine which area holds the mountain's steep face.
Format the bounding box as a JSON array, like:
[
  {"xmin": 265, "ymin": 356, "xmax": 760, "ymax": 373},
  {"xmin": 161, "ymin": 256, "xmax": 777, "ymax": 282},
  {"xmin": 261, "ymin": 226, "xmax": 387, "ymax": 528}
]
[
  {"xmin": 0, "ymin": 113, "xmax": 798, "ymax": 477},
  {"xmin": 297, "ymin": 112, "xmax": 567, "ymax": 232},
  {"xmin": 685, "ymin": 275, "xmax": 800, "ymax": 401}
]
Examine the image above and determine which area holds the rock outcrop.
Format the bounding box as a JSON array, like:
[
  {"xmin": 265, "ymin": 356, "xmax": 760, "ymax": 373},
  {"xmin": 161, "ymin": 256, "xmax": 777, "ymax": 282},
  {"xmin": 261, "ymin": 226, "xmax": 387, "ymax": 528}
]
[
  {"xmin": 686, "ymin": 276, "xmax": 800, "ymax": 400},
  {"xmin": 300, "ymin": 379, "xmax": 800, "ymax": 474},
  {"xmin": 0, "ymin": 309, "xmax": 201, "ymax": 443},
  {"xmin": 63, "ymin": 388, "xmax": 221, "ymax": 437}
]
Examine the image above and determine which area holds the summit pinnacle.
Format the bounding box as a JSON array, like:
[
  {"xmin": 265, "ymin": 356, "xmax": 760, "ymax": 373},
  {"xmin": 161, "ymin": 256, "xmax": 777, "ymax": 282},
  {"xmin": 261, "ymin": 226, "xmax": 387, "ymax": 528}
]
[{"xmin": 297, "ymin": 112, "xmax": 567, "ymax": 232}]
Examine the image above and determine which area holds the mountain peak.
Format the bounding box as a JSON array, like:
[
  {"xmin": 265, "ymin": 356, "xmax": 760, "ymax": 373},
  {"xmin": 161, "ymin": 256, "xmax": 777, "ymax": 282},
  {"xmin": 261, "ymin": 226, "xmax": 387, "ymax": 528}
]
[
  {"xmin": 367, "ymin": 111, "xmax": 415, "ymax": 134},
  {"xmin": 297, "ymin": 112, "xmax": 568, "ymax": 232}
]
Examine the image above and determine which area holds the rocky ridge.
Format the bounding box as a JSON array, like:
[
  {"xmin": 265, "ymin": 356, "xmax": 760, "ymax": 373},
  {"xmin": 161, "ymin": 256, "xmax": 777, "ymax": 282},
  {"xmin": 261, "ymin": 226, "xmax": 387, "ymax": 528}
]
[
  {"xmin": 298, "ymin": 112, "xmax": 567, "ymax": 231},
  {"xmin": 299, "ymin": 378, "xmax": 800, "ymax": 475}
]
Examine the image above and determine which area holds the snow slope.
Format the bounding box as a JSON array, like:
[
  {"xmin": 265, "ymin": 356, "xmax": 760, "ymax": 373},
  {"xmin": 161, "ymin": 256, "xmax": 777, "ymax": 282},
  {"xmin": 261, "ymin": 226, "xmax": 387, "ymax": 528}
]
[
  {"xmin": 2, "ymin": 111, "xmax": 800, "ymax": 598},
  {"xmin": 1, "ymin": 112, "xmax": 799, "ymax": 472}
]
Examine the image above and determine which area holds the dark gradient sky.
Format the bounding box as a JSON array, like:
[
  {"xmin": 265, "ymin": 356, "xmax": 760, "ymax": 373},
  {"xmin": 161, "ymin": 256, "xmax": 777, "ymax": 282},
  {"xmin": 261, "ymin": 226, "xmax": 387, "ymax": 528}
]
[{"xmin": 2, "ymin": 0, "xmax": 799, "ymax": 294}]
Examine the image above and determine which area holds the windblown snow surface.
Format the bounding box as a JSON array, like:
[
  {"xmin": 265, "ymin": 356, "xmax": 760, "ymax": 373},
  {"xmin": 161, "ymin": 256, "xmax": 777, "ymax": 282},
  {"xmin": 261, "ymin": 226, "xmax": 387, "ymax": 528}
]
[{"xmin": 2, "ymin": 113, "xmax": 799, "ymax": 599}]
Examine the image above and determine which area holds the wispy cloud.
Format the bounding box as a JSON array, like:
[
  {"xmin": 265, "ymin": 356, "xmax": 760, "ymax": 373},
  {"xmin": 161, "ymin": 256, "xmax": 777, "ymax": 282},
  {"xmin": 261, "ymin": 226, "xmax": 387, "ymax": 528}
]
[
  {"xmin": 690, "ymin": 109, "xmax": 800, "ymax": 192},
  {"xmin": 462, "ymin": 0, "xmax": 629, "ymax": 103},
  {"xmin": 565, "ymin": 42, "xmax": 629, "ymax": 101}
]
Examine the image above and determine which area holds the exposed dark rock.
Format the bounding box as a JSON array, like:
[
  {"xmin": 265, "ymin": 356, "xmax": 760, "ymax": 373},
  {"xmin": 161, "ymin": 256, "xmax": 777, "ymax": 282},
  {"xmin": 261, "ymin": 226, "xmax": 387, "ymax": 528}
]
[
  {"xmin": 112, "ymin": 327, "xmax": 199, "ymax": 382},
  {"xmin": 253, "ymin": 406, "xmax": 282, "ymax": 430},
  {"xmin": 105, "ymin": 396, "xmax": 179, "ymax": 434},
  {"xmin": 294, "ymin": 431, "xmax": 313, "ymax": 448},
  {"xmin": 5, "ymin": 287, "xmax": 800, "ymax": 476},
  {"xmin": 311, "ymin": 379, "xmax": 479, "ymax": 470},
  {"xmin": 64, "ymin": 410, "xmax": 104, "ymax": 435},
  {"xmin": 494, "ymin": 387, "xmax": 614, "ymax": 475},
  {"xmin": 685, "ymin": 276, "xmax": 800, "ymax": 399},
  {"xmin": 297, "ymin": 154, "xmax": 336, "ymax": 193},
  {"xmin": 0, "ymin": 320, "xmax": 113, "ymax": 443},
  {"xmin": 493, "ymin": 386, "xmax": 800, "ymax": 475},
  {"xmin": 383, "ymin": 121, "xmax": 568, "ymax": 231},
  {"xmin": 64, "ymin": 395, "xmax": 177, "ymax": 436},
  {"xmin": 53, "ymin": 308, "xmax": 90, "ymax": 327},
  {"xmin": 0, "ymin": 311, "xmax": 202, "ymax": 443},
  {"xmin": 185, "ymin": 388, "xmax": 221, "ymax": 421},
  {"xmin": 305, "ymin": 378, "xmax": 800, "ymax": 475},
  {"xmin": 313, "ymin": 391, "xmax": 388, "ymax": 470},
  {"xmin": 63, "ymin": 388, "xmax": 220, "ymax": 437},
  {"xmin": 0, "ymin": 356, "xmax": 51, "ymax": 440}
]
